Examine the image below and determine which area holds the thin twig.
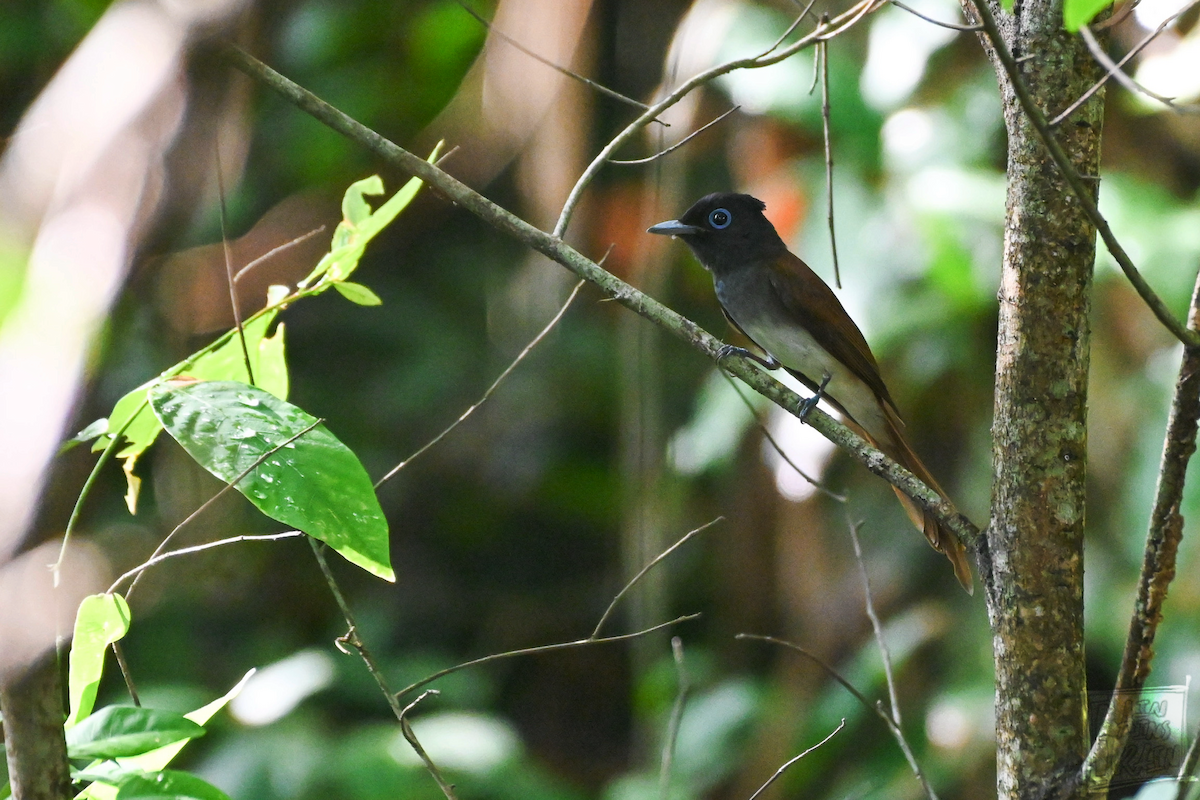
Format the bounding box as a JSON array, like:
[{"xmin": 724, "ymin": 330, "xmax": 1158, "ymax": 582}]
[
  {"xmin": 233, "ymin": 225, "xmax": 326, "ymax": 283},
  {"xmin": 746, "ymin": 719, "xmax": 847, "ymax": 800},
  {"xmin": 109, "ymin": 531, "xmax": 305, "ymax": 594},
  {"xmin": 963, "ymin": 0, "xmax": 1200, "ymax": 348},
  {"xmin": 395, "ymin": 614, "xmax": 701, "ymax": 700},
  {"xmin": 1051, "ymin": 0, "xmax": 1200, "ymax": 126},
  {"xmin": 722, "ymin": 374, "xmax": 847, "ymax": 501},
  {"xmin": 610, "ymin": 106, "xmax": 740, "ymax": 165},
  {"xmin": 890, "ymin": 0, "xmax": 982, "ymax": 31},
  {"xmin": 765, "ymin": 0, "xmax": 825, "ymax": 56},
  {"xmin": 659, "ymin": 637, "xmax": 689, "ymax": 800},
  {"xmin": 1175, "ymin": 725, "xmax": 1200, "ymax": 800},
  {"xmin": 1078, "ymin": 264, "xmax": 1200, "ymax": 791},
  {"xmin": 739, "ymin": 634, "xmax": 940, "ymax": 799},
  {"xmin": 1080, "ymin": 25, "xmax": 1181, "ymax": 109},
  {"xmin": 399, "ymin": 691, "xmax": 460, "ymax": 800},
  {"xmin": 819, "ymin": 34, "xmax": 840, "ymax": 288},
  {"xmin": 374, "ymin": 279, "xmax": 586, "ymax": 488},
  {"xmin": 124, "ymin": 418, "xmax": 323, "ymax": 598},
  {"xmin": 214, "ymin": 141, "xmax": 255, "ymax": 386},
  {"xmin": 846, "ymin": 513, "xmax": 901, "ymax": 727},
  {"xmin": 457, "ymin": 1, "xmax": 660, "ymax": 124},
  {"xmin": 592, "ymin": 517, "xmax": 720, "ymax": 638},
  {"xmin": 111, "ymin": 641, "xmax": 140, "ymax": 707}
]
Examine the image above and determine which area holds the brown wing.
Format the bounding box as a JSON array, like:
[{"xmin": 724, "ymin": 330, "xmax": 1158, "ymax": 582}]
[{"xmin": 763, "ymin": 251, "xmax": 897, "ymax": 410}]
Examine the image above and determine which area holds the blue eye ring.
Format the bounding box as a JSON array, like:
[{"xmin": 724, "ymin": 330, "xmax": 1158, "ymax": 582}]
[{"xmin": 708, "ymin": 208, "xmax": 732, "ymax": 229}]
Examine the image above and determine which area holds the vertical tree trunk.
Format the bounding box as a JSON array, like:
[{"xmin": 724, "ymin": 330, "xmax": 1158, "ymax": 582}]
[
  {"xmin": 978, "ymin": 1, "xmax": 1106, "ymax": 796},
  {"xmin": 1, "ymin": 655, "xmax": 71, "ymax": 800}
]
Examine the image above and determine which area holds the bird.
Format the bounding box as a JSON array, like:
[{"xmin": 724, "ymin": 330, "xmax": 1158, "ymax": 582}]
[{"xmin": 648, "ymin": 192, "xmax": 973, "ymax": 594}]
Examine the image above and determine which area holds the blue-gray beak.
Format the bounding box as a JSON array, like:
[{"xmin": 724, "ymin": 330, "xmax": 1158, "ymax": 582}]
[{"xmin": 647, "ymin": 219, "xmax": 702, "ymax": 236}]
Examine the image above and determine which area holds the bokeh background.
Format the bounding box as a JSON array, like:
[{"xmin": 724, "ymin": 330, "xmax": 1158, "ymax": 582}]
[{"xmin": 4, "ymin": 0, "xmax": 1200, "ymax": 796}]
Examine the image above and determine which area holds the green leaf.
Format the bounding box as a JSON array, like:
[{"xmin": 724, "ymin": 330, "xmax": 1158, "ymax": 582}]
[
  {"xmin": 115, "ymin": 771, "xmax": 230, "ymax": 800},
  {"xmin": 76, "ymin": 671, "xmax": 254, "ymax": 800},
  {"xmin": 299, "ymin": 142, "xmax": 443, "ymax": 289},
  {"xmin": 1063, "ymin": 0, "xmax": 1111, "ymax": 28},
  {"xmin": 66, "ymin": 708, "xmax": 205, "ymax": 760},
  {"xmin": 333, "ymin": 281, "xmax": 383, "ymax": 306},
  {"xmin": 61, "ymin": 418, "xmax": 110, "ymax": 453},
  {"xmin": 149, "ymin": 382, "xmax": 393, "ymax": 581},
  {"xmin": 93, "ymin": 309, "xmax": 288, "ymax": 513},
  {"xmin": 67, "ymin": 594, "xmax": 132, "ymax": 728},
  {"xmin": 1000, "ymin": 0, "xmax": 1014, "ymax": 11}
]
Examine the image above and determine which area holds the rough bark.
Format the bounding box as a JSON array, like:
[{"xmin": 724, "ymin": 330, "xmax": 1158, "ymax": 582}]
[
  {"xmin": 975, "ymin": 0, "xmax": 1106, "ymax": 796},
  {"xmin": 1, "ymin": 655, "xmax": 71, "ymax": 800}
]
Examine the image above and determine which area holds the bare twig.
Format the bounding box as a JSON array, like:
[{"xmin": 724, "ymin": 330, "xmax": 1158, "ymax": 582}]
[
  {"xmin": 233, "ymin": 225, "xmax": 326, "ymax": 283},
  {"xmin": 659, "ymin": 637, "xmax": 689, "ymax": 800},
  {"xmin": 124, "ymin": 418, "xmax": 323, "ymax": 598},
  {"xmin": 767, "ymin": 0, "xmax": 824, "ymax": 56},
  {"xmin": 592, "ymin": 517, "xmax": 720, "ymax": 638},
  {"xmin": 721, "ymin": 374, "xmax": 846, "ymax": 501},
  {"xmin": 395, "ymin": 614, "xmax": 700, "ymax": 699},
  {"xmin": 1175, "ymin": 726, "xmax": 1200, "ymax": 800},
  {"xmin": 890, "ymin": 0, "xmax": 982, "ymax": 31},
  {"xmin": 1051, "ymin": 0, "xmax": 1200, "ymax": 126},
  {"xmin": 111, "ymin": 641, "xmax": 140, "ymax": 707},
  {"xmin": 457, "ymin": 1, "xmax": 659, "ymax": 123},
  {"xmin": 746, "ymin": 719, "xmax": 847, "ymax": 800},
  {"xmin": 962, "ymin": 0, "xmax": 1200, "ymax": 348},
  {"xmin": 609, "ymin": 106, "xmax": 740, "ymax": 165},
  {"xmin": 109, "ymin": 531, "xmax": 305, "ymax": 594},
  {"xmin": 1079, "ymin": 25, "xmax": 1197, "ymax": 113},
  {"xmin": 1079, "ymin": 264, "xmax": 1200, "ymax": 791},
  {"xmin": 819, "ymin": 35, "xmax": 840, "ymax": 288},
  {"xmin": 399, "ymin": 691, "xmax": 460, "ymax": 800},
  {"xmin": 739, "ymin": 634, "xmax": 940, "ymax": 799},
  {"xmin": 846, "ymin": 514, "xmax": 901, "ymax": 727},
  {"xmin": 214, "ymin": 141, "xmax": 255, "ymax": 386},
  {"xmin": 374, "ymin": 279, "xmax": 586, "ymax": 488}
]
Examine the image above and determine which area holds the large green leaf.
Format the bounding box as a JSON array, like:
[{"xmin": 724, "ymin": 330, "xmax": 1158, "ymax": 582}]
[
  {"xmin": 298, "ymin": 141, "xmax": 443, "ymax": 290},
  {"xmin": 67, "ymin": 594, "xmax": 132, "ymax": 728},
  {"xmin": 66, "ymin": 708, "xmax": 205, "ymax": 760},
  {"xmin": 115, "ymin": 771, "xmax": 230, "ymax": 800},
  {"xmin": 90, "ymin": 310, "xmax": 288, "ymax": 513},
  {"xmin": 148, "ymin": 381, "xmax": 393, "ymax": 581},
  {"xmin": 77, "ymin": 672, "xmax": 254, "ymax": 800}
]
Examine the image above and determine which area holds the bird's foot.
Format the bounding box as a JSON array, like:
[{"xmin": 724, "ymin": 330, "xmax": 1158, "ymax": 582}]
[
  {"xmin": 799, "ymin": 373, "xmax": 832, "ymax": 421},
  {"xmin": 716, "ymin": 344, "xmax": 780, "ymax": 370}
]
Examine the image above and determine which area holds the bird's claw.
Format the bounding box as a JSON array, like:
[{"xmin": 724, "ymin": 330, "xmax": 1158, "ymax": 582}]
[
  {"xmin": 799, "ymin": 373, "xmax": 832, "ymax": 421},
  {"xmin": 716, "ymin": 344, "xmax": 780, "ymax": 370}
]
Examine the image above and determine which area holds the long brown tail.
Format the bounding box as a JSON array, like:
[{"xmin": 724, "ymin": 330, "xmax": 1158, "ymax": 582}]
[{"xmin": 855, "ymin": 406, "xmax": 974, "ymax": 594}]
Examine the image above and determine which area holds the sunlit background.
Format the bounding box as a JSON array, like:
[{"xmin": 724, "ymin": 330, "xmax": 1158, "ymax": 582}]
[{"xmin": 3, "ymin": 0, "xmax": 1200, "ymax": 797}]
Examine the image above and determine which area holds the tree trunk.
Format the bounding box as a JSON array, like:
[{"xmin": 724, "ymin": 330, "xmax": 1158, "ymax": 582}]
[
  {"xmin": 1, "ymin": 655, "xmax": 71, "ymax": 800},
  {"xmin": 978, "ymin": 1, "xmax": 1106, "ymax": 796}
]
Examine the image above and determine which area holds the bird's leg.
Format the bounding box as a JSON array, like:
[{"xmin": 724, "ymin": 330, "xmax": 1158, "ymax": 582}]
[
  {"xmin": 798, "ymin": 372, "xmax": 832, "ymax": 421},
  {"xmin": 716, "ymin": 344, "xmax": 780, "ymax": 370}
]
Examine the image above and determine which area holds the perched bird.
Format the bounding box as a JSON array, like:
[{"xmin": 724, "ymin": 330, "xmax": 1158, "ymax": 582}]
[{"xmin": 649, "ymin": 192, "xmax": 972, "ymax": 593}]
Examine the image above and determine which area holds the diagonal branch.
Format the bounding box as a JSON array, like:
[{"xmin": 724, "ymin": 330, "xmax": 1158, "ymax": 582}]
[
  {"xmin": 223, "ymin": 44, "xmax": 983, "ymax": 561},
  {"xmin": 962, "ymin": 0, "xmax": 1200, "ymax": 349},
  {"xmin": 1078, "ymin": 263, "xmax": 1200, "ymax": 791}
]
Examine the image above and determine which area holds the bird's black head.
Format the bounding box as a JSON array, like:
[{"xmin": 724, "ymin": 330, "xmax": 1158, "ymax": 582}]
[{"xmin": 647, "ymin": 193, "xmax": 787, "ymax": 275}]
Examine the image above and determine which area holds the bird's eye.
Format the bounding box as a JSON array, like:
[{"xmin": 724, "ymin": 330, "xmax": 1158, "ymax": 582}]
[{"xmin": 708, "ymin": 208, "xmax": 731, "ymax": 229}]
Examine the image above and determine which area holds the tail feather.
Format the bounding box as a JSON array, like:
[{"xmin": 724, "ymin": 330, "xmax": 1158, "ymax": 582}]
[{"xmin": 856, "ymin": 406, "xmax": 974, "ymax": 595}]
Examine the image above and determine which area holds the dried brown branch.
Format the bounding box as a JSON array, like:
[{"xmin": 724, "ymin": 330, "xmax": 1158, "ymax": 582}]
[
  {"xmin": 375, "ymin": 279, "xmax": 586, "ymax": 488},
  {"xmin": 962, "ymin": 0, "xmax": 1200, "ymax": 349},
  {"xmin": 234, "ymin": 225, "xmax": 326, "ymax": 283},
  {"xmin": 1078, "ymin": 264, "xmax": 1200, "ymax": 791},
  {"xmin": 890, "ymin": 0, "xmax": 983, "ymax": 31},
  {"xmin": 739, "ymin": 634, "xmax": 940, "ymax": 799},
  {"xmin": 1079, "ymin": 25, "xmax": 1198, "ymax": 114},
  {"xmin": 846, "ymin": 514, "xmax": 901, "ymax": 727},
  {"xmin": 746, "ymin": 719, "xmax": 846, "ymax": 800},
  {"xmin": 819, "ymin": 35, "xmax": 841, "ymax": 288},
  {"xmin": 1051, "ymin": 0, "xmax": 1200, "ymax": 126},
  {"xmin": 609, "ymin": 105, "xmax": 740, "ymax": 165}
]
